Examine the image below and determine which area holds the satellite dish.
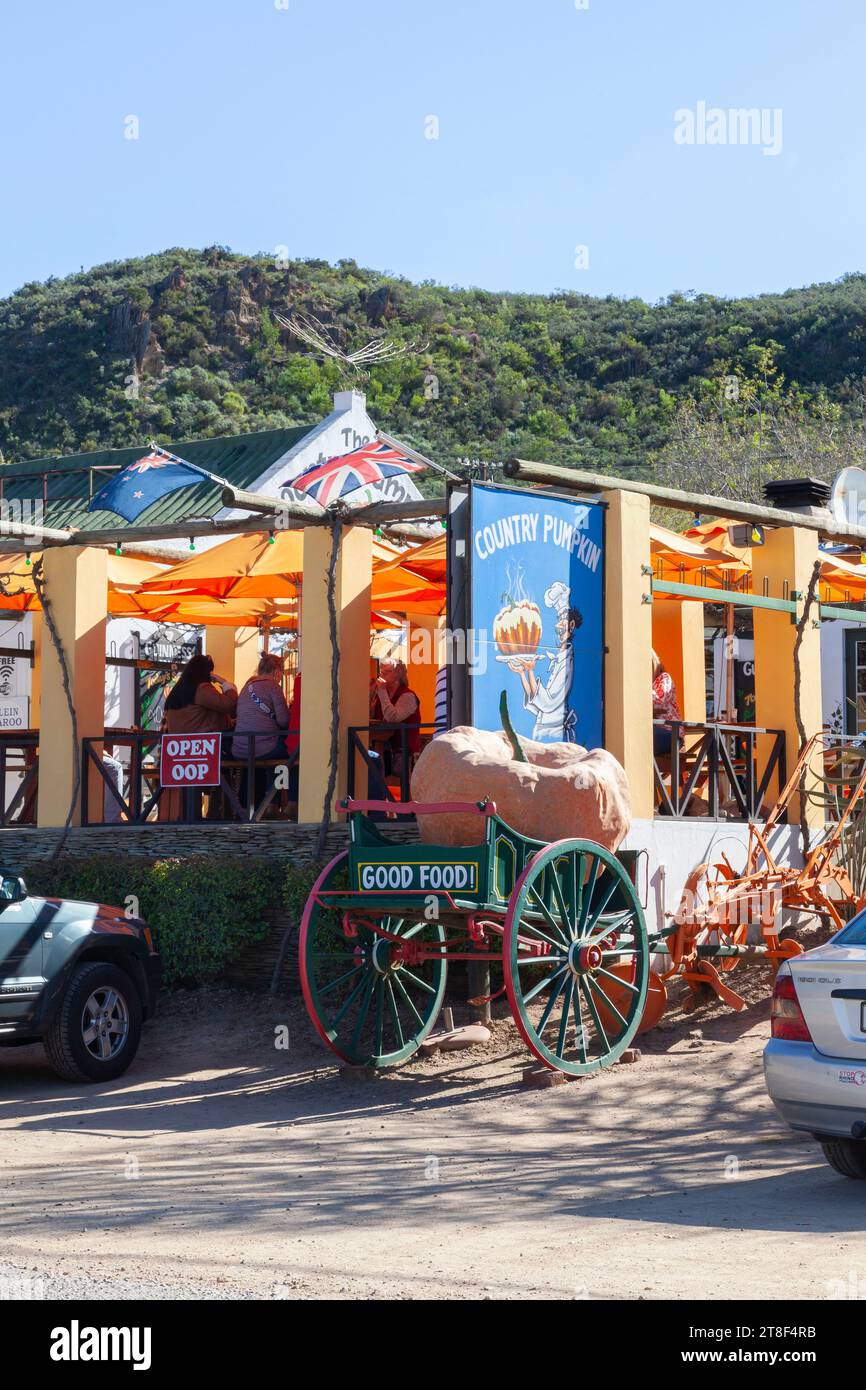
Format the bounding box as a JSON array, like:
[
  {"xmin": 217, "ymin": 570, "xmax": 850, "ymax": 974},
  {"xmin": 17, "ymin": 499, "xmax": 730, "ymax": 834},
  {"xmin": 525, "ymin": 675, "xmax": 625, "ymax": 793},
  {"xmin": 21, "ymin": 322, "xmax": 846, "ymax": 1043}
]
[{"xmin": 831, "ymin": 466, "xmax": 866, "ymax": 527}]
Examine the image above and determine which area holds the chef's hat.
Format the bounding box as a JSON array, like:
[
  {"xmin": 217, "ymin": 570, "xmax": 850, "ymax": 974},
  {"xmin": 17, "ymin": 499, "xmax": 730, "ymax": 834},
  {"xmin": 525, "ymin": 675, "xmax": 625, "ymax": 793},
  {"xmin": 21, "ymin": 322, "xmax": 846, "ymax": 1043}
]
[{"xmin": 544, "ymin": 580, "xmax": 570, "ymax": 616}]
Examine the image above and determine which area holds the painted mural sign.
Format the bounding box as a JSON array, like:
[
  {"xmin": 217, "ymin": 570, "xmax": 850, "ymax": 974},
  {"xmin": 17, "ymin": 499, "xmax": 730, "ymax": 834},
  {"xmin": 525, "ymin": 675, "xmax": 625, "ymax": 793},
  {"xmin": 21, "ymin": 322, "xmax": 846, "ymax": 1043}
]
[{"xmin": 469, "ymin": 484, "xmax": 604, "ymax": 748}]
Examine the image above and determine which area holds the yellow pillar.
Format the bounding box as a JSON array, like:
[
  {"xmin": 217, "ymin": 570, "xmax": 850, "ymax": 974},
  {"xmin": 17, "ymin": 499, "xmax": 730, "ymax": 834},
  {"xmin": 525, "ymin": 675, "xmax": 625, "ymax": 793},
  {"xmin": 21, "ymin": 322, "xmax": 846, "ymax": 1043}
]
[
  {"xmin": 602, "ymin": 489, "xmax": 654, "ymax": 817},
  {"xmin": 36, "ymin": 547, "xmax": 108, "ymax": 827},
  {"xmin": 29, "ymin": 612, "xmax": 41, "ymax": 729},
  {"xmin": 752, "ymin": 525, "xmax": 823, "ymax": 827},
  {"xmin": 205, "ymin": 625, "xmax": 259, "ymax": 690},
  {"xmin": 407, "ymin": 615, "xmax": 444, "ymax": 723},
  {"xmin": 298, "ymin": 526, "xmax": 372, "ymax": 823},
  {"xmin": 652, "ymin": 599, "xmax": 705, "ymax": 721}
]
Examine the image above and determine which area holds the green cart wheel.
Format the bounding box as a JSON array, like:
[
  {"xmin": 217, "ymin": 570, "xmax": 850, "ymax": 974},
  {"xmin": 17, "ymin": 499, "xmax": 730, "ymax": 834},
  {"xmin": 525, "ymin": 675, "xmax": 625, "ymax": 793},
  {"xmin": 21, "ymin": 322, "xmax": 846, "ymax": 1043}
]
[
  {"xmin": 503, "ymin": 838, "xmax": 648, "ymax": 1076},
  {"xmin": 300, "ymin": 851, "xmax": 447, "ymax": 1067}
]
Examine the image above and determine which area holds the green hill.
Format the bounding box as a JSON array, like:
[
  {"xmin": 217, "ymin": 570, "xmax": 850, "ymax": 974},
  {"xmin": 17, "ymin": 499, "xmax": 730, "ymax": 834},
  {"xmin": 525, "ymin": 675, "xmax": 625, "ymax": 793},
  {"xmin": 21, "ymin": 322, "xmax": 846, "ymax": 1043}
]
[{"xmin": 3, "ymin": 246, "xmax": 866, "ymax": 486}]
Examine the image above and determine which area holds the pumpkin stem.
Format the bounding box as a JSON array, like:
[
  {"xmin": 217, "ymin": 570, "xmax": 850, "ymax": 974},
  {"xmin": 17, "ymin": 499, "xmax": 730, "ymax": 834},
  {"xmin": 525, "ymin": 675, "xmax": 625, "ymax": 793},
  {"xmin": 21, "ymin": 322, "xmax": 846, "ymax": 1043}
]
[{"xmin": 499, "ymin": 689, "xmax": 527, "ymax": 763}]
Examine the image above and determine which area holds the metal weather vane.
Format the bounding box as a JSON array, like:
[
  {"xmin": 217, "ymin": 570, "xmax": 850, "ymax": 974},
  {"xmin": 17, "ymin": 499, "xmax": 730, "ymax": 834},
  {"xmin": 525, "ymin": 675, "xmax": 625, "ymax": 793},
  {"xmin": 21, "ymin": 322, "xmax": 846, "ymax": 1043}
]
[{"xmin": 274, "ymin": 311, "xmax": 426, "ymax": 375}]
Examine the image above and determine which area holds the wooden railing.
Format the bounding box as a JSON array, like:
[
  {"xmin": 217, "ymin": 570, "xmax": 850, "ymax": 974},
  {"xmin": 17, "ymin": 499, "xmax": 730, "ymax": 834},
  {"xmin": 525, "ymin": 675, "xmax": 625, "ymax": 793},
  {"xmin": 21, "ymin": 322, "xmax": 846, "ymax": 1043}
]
[
  {"xmin": 653, "ymin": 720, "xmax": 786, "ymax": 820},
  {"xmin": 0, "ymin": 733, "xmax": 39, "ymax": 827},
  {"xmin": 347, "ymin": 723, "xmax": 438, "ymax": 805},
  {"xmin": 81, "ymin": 731, "xmax": 298, "ymax": 825}
]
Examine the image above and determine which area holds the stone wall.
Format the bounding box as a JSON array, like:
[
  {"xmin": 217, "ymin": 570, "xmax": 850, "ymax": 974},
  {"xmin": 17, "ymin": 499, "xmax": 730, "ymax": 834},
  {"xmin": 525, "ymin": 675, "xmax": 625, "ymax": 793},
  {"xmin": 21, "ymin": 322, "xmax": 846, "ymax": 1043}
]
[{"xmin": 0, "ymin": 819, "xmax": 419, "ymax": 869}]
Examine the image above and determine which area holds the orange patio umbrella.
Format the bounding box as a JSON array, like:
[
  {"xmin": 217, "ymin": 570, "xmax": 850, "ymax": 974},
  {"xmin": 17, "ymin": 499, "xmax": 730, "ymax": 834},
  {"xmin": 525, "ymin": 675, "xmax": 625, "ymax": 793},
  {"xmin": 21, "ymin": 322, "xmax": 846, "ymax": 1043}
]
[
  {"xmin": 0, "ymin": 552, "xmax": 173, "ymax": 615},
  {"xmin": 140, "ymin": 529, "xmax": 401, "ymax": 602},
  {"xmin": 375, "ymin": 532, "xmax": 447, "ymax": 583},
  {"xmin": 138, "ymin": 530, "xmax": 304, "ymax": 600}
]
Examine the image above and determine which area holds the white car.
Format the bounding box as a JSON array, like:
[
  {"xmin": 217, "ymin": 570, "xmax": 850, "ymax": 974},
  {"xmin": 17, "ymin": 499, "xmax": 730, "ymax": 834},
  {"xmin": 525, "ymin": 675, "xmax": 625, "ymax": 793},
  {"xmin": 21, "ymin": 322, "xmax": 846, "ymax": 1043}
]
[{"xmin": 764, "ymin": 914, "xmax": 866, "ymax": 1178}]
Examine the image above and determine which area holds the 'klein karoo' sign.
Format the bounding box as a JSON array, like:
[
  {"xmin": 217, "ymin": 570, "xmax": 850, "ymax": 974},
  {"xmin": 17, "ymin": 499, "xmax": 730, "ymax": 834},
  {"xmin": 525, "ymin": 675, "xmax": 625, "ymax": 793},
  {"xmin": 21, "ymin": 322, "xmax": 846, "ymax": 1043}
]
[{"xmin": 160, "ymin": 733, "xmax": 222, "ymax": 788}]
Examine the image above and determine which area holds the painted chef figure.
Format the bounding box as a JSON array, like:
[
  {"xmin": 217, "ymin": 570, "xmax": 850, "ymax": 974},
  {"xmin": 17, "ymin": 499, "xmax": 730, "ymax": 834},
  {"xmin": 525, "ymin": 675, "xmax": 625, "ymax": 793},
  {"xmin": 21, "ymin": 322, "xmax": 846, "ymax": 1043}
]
[{"xmin": 508, "ymin": 580, "xmax": 583, "ymax": 741}]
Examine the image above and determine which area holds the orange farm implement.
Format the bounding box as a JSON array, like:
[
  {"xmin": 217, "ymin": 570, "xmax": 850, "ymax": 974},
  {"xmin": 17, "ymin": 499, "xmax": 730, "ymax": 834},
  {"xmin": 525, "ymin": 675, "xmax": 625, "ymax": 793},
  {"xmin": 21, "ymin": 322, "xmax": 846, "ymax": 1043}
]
[{"xmin": 656, "ymin": 733, "xmax": 866, "ymax": 1013}]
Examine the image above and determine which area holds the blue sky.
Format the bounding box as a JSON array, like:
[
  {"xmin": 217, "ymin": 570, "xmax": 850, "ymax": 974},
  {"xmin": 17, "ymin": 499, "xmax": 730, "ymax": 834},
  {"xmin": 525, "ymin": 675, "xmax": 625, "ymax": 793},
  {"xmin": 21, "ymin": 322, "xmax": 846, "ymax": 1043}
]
[{"xmin": 0, "ymin": 0, "xmax": 862, "ymax": 302}]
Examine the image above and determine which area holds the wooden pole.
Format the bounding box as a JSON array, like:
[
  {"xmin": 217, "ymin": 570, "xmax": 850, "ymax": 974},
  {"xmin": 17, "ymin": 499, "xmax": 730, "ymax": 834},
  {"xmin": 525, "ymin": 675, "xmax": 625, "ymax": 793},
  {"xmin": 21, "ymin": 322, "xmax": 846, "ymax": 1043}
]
[
  {"xmin": 504, "ymin": 458, "xmax": 866, "ymax": 548},
  {"xmin": 0, "ymin": 497, "xmax": 445, "ymax": 554}
]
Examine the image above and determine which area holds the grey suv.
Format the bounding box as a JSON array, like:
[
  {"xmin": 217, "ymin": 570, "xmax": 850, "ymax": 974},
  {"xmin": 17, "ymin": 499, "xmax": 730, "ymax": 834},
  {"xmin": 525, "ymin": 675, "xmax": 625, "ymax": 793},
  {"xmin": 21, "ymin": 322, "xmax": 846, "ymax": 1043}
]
[{"xmin": 0, "ymin": 873, "xmax": 161, "ymax": 1081}]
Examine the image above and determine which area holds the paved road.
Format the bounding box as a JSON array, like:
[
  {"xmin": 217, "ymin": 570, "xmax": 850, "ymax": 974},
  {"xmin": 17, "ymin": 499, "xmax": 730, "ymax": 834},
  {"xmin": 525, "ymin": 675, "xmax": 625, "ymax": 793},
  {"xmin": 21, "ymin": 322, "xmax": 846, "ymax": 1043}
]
[{"xmin": 0, "ymin": 988, "xmax": 862, "ymax": 1301}]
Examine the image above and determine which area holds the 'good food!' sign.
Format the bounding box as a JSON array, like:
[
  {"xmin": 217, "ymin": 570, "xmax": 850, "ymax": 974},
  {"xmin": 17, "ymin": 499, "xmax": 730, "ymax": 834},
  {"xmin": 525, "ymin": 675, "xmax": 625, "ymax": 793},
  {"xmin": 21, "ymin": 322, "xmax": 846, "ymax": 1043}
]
[{"xmin": 160, "ymin": 733, "xmax": 222, "ymax": 787}]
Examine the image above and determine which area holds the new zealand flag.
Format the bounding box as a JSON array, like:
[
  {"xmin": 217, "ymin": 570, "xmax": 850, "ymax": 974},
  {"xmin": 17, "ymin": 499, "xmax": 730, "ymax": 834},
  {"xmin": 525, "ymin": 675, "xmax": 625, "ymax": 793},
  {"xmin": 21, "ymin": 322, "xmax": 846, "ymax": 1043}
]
[{"xmin": 89, "ymin": 449, "xmax": 213, "ymax": 523}]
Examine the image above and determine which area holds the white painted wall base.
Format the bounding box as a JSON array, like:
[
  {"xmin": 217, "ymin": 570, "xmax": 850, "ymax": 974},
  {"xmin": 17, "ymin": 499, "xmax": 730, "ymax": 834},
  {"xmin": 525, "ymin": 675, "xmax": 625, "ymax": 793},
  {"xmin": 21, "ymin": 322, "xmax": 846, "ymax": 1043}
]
[{"xmin": 621, "ymin": 816, "xmax": 804, "ymax": 936}]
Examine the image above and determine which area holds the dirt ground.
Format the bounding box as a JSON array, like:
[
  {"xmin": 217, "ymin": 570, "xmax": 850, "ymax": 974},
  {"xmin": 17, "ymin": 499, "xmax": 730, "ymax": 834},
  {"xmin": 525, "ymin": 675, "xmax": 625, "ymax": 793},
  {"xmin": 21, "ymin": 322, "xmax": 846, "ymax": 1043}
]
[{"xmin": 1, "ymin": 973, "xmax": 865, "ymax": 1302}]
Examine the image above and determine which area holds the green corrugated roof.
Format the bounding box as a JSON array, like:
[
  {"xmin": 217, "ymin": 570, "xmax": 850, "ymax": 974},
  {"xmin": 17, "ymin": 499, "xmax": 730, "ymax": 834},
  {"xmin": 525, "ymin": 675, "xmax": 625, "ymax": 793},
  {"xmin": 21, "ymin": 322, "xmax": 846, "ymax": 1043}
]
[{"xmin": 0, "ymin": 425, "xmax": 312, "ymax": 529}]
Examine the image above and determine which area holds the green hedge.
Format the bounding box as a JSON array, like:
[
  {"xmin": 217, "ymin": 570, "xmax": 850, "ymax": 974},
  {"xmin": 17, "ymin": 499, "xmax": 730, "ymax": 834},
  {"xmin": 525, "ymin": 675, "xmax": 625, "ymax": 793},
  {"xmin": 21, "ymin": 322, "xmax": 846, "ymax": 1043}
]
[{"xmin": 27, "ymin": 855, "xmax": 321, "ymax": 988}]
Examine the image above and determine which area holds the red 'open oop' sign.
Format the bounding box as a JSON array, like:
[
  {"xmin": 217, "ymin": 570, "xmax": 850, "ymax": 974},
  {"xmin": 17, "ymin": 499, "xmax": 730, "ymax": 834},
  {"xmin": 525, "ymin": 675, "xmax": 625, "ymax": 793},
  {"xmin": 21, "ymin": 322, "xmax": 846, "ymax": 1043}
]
[{"xmin": 160, "ymin": 733, "xmax": 222, "ymax": 787}]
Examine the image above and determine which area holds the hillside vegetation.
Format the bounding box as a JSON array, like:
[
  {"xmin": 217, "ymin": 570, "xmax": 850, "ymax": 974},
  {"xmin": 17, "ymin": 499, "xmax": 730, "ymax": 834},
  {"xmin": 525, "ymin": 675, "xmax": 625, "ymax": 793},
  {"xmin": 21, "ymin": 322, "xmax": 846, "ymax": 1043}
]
[{"xmin": 3, "ymin": 247, "xmax": 866, "ymax": 494}]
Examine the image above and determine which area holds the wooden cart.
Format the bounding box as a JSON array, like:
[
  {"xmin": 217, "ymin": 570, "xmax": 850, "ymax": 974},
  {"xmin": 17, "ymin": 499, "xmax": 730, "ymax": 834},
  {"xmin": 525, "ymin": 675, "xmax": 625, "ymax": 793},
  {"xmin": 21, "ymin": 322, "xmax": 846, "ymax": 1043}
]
[{"xmin": 299, "ymin": 798, "xmax": 652, "ymax": 1076}]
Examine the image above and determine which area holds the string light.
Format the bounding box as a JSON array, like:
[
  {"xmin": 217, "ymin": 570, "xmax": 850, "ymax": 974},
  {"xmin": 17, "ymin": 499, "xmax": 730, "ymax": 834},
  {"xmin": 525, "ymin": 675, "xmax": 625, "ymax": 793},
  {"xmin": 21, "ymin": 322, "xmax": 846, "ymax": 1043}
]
[
  {"xmin": 189, "ymin": 537, "xmax": 196, "ymax": 551},
  {"xmin": 115, "ymin": 545, "xmax": 122, "ymax": 556},
  {"xmin": 268, "ymin": 530, "xmax": 275, "ymax": 545},
  {"xmin": 24, "ymin": 553, "xmax": 31, "ymax": 566}
]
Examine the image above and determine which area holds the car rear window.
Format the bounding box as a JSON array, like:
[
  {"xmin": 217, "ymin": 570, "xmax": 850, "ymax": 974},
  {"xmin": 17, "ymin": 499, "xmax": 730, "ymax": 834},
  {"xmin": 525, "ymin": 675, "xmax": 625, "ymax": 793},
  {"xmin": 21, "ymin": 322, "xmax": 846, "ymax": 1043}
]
[{"xmin": 835, "ymin": 910, "xmax": 866, "ymax": 946}]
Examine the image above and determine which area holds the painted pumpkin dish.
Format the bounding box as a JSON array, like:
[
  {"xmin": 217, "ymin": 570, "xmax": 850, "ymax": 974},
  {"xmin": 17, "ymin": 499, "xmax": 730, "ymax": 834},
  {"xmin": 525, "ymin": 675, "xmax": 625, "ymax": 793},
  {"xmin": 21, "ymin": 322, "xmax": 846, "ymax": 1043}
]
[{"xmin": 493, "ymin": 599, "xmax": 542, "ymax": 657}]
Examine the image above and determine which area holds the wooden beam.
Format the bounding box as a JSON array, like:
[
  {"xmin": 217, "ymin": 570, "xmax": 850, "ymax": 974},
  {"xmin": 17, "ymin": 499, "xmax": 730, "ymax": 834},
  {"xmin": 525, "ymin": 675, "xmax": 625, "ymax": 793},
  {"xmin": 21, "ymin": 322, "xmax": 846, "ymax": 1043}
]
[
  {"xmin": 219, "ymin": 482, "xmax": 447, "ymax": 526},
  {"xmin": 351, "ymin": 497, "xmax": 446, "ymax": 525},
  {"xmin": 504, "ymin": 458, "xmax": 866, "ymax": 547},
  {"xmin": 0, "ymin": 499, "xmax": 446, "ymax": 553}
]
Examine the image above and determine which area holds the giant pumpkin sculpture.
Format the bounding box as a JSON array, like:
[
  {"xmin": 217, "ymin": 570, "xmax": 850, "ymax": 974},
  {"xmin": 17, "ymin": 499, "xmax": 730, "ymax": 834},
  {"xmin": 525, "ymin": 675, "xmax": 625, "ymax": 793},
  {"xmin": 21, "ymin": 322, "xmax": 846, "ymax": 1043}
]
[{"xmin": 411, "ymin": 720, "xmax": 631, "ymax": 850}]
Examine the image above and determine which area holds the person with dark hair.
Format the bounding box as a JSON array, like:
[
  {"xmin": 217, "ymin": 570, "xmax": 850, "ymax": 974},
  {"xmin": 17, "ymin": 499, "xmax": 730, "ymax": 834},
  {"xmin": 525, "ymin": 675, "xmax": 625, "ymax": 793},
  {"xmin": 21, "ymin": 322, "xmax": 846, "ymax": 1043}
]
[{"xmin": 159, "ymin": 654, "xmax": 237, "ymax": 821}]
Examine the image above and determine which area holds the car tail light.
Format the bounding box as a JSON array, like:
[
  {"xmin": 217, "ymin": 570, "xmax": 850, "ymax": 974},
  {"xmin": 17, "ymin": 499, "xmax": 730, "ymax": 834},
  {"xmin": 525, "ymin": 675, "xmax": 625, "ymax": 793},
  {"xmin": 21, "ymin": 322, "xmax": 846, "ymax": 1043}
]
[{"xmin": 771, "ymin": 972, "xmax": 812, "ymax": 1042}]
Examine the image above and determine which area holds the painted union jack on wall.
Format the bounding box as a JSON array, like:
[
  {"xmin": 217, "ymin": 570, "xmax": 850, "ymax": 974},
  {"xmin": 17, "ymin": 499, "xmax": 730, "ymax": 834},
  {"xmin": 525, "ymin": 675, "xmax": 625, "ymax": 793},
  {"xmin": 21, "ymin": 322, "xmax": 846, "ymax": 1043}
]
[{"xmin": 287, "ymin": 441, "xmax": 424, "ymax": 507}]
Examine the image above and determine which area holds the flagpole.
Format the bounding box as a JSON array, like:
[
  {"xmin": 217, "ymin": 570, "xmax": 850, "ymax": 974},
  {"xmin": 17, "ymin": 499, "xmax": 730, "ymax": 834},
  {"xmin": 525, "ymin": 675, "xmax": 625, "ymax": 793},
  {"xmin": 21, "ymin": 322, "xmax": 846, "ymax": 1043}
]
[{"xmin": 148, "ymin": 442, "xmax": 232, "ymax": 489}]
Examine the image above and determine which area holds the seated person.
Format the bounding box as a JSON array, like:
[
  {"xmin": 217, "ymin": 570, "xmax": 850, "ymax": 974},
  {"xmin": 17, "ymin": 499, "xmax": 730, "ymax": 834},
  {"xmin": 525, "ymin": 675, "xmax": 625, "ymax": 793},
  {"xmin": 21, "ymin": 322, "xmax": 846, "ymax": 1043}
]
[
  {"xmin": 369, "ymin": 660, "xmax": 421, "ymax": 781},
  {"xmin": 232, "ymin": 654, "xmax": 289, "ymax": 811}
]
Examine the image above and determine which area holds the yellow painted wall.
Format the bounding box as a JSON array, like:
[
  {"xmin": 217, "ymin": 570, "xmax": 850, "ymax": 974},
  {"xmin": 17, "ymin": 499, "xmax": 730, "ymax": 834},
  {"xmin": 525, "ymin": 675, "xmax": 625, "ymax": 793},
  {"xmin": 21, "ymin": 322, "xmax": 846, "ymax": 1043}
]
[
  {"xmin": 36, "ymin": 547, "xmax": 108, "ymax": 827},
  {"xmin": 205, "ymin": 625, "xmax": 260, "ymax": 690},
  {"xmin": 29, "ymin": 612, "xmax": 41, "ymax": 728},
  {"xmin": 407, "ymin": 615, "xmax": 444, "ymax": 724},
  {"xmin": 602, "ymin": 488, "xmax": 654, "ymax": 816},
  {"xmin": 652, "ymin": 599, "xmax": 706, "ymax": 722},
  {"xmin": 298, "ymin": 526, "xmax": 373, "ymax": 823},
  {"xmin": 752, "ymin": 526, "xmax": 823, "ymax": 826}
]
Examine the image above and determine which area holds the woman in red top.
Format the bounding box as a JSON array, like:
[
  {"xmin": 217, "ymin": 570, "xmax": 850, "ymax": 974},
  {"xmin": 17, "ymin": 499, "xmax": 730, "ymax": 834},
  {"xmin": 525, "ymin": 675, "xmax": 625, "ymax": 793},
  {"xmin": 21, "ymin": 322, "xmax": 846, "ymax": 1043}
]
[{"xmin": 652, "ymin": 650, "xmax": 682, "ymax": 756}]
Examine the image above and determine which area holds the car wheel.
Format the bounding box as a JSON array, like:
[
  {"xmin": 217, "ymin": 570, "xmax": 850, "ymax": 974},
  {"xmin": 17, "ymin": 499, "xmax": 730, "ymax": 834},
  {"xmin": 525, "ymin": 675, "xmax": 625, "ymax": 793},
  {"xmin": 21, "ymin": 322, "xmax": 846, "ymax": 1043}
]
[
  {"xmin": 819, "ymin": 1138, "xmax": 866, "ymax": 1179},
  {"xmin": 44, "ymin": 962, "xmax": 143, "ymax": 1083}
]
